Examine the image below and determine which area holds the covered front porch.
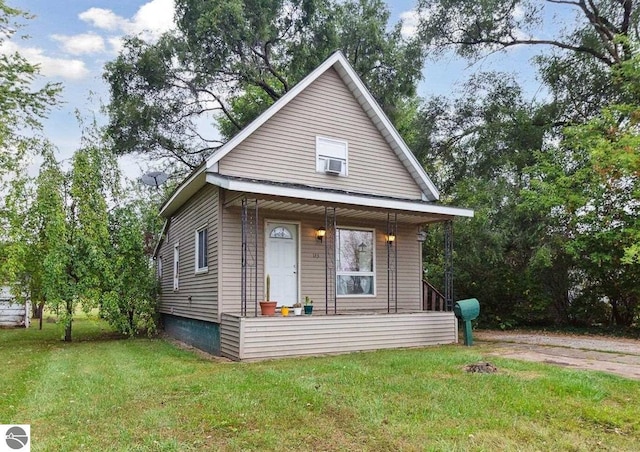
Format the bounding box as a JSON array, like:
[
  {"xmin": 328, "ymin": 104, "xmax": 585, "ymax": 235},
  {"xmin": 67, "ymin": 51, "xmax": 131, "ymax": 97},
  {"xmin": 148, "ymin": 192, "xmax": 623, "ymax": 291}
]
[{"xmin": 212, "ymin": 174, "xmax": 471, "ymax": 360}]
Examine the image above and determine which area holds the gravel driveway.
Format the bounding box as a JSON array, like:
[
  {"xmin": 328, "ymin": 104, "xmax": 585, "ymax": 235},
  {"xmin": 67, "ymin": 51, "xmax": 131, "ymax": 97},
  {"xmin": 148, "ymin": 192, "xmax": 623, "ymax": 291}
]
[{"xmin": 475, "ymin": 330, "xmax": 640, "ymax": 380}]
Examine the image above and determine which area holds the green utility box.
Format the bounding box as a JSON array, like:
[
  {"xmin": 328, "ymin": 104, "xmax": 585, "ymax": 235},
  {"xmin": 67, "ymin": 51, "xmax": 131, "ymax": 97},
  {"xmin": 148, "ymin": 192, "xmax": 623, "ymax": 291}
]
[{"xmin": 454, "ymin": 298, "xmax": 480, "ymax": 346}]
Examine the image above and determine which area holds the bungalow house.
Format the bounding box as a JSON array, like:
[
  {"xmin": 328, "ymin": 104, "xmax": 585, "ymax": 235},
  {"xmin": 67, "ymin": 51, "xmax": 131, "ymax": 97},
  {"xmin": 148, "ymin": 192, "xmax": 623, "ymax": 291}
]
[{"xmin": 154, "ymin": 51, "xmax": 474, "ymax": 361}]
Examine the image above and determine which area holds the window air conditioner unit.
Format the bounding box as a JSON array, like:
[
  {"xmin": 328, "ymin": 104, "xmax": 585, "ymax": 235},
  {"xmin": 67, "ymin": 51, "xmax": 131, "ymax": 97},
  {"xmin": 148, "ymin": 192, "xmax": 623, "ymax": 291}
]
[{"xmin": 324, "ymin": 158, "xmax": 343, "ymax": 175}]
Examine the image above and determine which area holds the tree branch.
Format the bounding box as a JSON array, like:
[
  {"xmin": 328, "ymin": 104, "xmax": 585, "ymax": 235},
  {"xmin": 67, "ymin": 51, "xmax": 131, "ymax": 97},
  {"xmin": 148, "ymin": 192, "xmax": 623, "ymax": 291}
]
[
  {"xmin": 262, "ymin": 41, "xmax": 289, "ymax": 92},
  {"xmin": 460, "ymin": 36, "xmax": 615, "ymax": 66}
]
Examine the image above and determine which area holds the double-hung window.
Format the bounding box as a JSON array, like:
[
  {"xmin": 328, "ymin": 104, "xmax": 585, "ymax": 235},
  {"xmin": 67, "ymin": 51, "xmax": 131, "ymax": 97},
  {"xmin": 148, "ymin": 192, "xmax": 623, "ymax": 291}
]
[
  {"xmin": 336, "ymin": 228, "xmax": 375, "ymax": 296},
  {"xmin": 173, "ymin": 244, "xmax": 179, "ymax": 291},
  {"xmin": 195, "ymin": 226, "xmax": 208, "ymax": 272}
]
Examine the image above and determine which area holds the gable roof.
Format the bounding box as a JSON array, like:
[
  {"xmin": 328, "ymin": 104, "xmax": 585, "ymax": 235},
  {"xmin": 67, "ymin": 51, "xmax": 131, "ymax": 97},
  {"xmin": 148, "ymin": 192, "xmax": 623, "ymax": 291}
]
[{"xmin": 160, "ymin": 51, "xmax": 439, "ymax": 217}]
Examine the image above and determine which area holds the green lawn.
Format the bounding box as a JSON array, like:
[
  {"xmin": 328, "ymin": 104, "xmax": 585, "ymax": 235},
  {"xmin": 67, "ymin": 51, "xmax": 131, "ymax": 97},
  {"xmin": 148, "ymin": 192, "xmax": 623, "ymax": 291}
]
[{"xmin": 1, "ymin": 318, "xmax": 639, "ymax": 451}]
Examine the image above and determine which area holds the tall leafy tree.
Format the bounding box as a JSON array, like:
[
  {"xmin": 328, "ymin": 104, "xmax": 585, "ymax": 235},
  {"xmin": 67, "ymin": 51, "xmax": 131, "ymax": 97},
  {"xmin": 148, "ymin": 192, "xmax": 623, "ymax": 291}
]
[
  {"xmin": 413, "ymin": 0, "xmax": 640, "ymax": 327},
  {"xmin": 57, "ymin": 144, "xmax": 115, "ymax": 341},
  {"xmin": 28, "ymin": 147, "xmax": 68, "ymax": 328},
  {"xmin": 0, "ymin": 1, "xmax": 60, "ymax": 176},
  {"xmin": 102, "ymin": 192, "xmax": 163, "ymax": 336},
  {"xmin": 520, "ymin": 51, "xmax": 640, "ymax": 326},
  {"xmin": 103, "ymin": 0, "xmax": 424, "ymax": 173},
  {"xmin": 0, "ymin": 1, "xmax": 60, "ymax": 305}
]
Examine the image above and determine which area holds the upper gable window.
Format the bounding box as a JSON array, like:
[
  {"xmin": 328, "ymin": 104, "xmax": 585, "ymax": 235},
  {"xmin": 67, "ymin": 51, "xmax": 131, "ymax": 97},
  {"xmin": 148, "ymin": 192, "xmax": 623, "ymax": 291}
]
[{"xmin": 316, "ymin": 137, "xmax": 348, "ymax": 177}]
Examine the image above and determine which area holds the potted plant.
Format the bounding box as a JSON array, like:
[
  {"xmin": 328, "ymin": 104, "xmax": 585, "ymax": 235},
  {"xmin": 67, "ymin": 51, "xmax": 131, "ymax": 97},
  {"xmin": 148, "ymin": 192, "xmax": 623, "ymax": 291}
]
[
  {"xmin": 281, "ymin": 306, "xmax": 290, "ymax": 316},
  {"xmin": 304, "ymin": 296, "xmax": 313, "ymax": 315},
  {"xmin": 259, "ymin": 275, "xmax": 277, "ymax": 316},
  {"xmin": 292, "ymin": 302, "xmax": 303, "ymax": 316}
]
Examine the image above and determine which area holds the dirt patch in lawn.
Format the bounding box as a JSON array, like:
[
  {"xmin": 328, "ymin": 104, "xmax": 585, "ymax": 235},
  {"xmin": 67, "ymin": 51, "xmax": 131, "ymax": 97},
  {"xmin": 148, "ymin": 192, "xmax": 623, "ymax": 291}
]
[{"xmin": 476, "ymin": 330, "xmax": 640, "ymax": 380}]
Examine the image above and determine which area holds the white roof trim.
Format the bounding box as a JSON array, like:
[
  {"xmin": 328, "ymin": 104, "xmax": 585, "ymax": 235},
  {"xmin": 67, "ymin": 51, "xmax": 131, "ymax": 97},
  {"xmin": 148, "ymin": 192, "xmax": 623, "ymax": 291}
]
[
  {"xmin": 158, "ymin": 165, "xmax": 206, "ymax": 217},
  {"xmin": 207, "ymin": 173, "xmax": 473, "ymax": 218},
  {"xmin": 205, "ymin": 51, "xmax": 440, "ymax": 201},
  {"xmin": 152, "ymin": 219, "xmax": 170, "ymax": 258}
]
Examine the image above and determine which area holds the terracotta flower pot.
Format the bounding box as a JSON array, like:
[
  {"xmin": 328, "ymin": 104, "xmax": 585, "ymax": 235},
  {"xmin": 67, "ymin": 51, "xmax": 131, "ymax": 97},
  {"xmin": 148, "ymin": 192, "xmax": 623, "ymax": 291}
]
[{"xmin": 260, "ymin": 301, "xmax": 277, "ymax": 316}]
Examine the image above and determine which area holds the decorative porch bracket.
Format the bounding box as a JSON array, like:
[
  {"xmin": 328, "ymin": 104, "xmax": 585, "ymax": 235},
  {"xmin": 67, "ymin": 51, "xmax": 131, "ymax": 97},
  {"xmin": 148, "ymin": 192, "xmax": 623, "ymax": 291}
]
[
  {"xmin": 241, "ymin": 198, "xmax": 259, "ymax": 317},
  {"xmin": 444, "ymin": 220, "xmax": 454, "ymax": 311},
  {"xmin": 387, "ymin": 212, "xmax": 398, "ymax": 313},
  {"xmin": 324, "ymin": 206, "xmax": 337, "ymax": 314}
]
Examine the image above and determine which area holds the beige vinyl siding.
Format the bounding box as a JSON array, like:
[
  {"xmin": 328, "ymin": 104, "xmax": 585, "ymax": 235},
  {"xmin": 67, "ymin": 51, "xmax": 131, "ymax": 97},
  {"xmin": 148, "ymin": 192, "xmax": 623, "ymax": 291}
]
[
  {"xmin": 218, "ymin": 68, "xmax": 424, "ymax": 200},
  {"xmin": 220, "ymin": 312, "xmax": 456, "ymax": 361},
  {"xmin": 219, "ymin": 206, "xmax": 263, "ymax": 315},
  {"xmin": 220, "ymin": 313, "xmax": 242, "ymax": 359},
  {"xmin": 158, "ymin": 185, "xmax": 219, "ymax": 322},
  {"xmin": 220, "ymin": 204, "xmax": 421, "ymax": 313}
]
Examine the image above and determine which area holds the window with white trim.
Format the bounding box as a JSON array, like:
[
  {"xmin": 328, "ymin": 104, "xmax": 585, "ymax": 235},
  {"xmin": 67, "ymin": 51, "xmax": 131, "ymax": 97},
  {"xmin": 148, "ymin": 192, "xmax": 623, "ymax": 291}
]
[
  {"xmin": 336, "ymin": 228, "xmax": 375, "ymax": 296},
  {"xmin": 316, "ymin": 136, "xmax": 348, "ymax": 176},
  {"xmin": 173, "ymin": 243, "xmax": 180, "ymax": 291},
  {"xmin": 195, "ymin": 226, "xmax": 208, "ymax": 272}
]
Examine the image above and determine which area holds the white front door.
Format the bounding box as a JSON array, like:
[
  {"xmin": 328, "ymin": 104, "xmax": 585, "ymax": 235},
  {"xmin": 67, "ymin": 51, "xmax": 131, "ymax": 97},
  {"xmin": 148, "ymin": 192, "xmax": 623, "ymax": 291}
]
[{"xmin": 265, "ymin": 222, "xmax": 298, "ymax": 307}]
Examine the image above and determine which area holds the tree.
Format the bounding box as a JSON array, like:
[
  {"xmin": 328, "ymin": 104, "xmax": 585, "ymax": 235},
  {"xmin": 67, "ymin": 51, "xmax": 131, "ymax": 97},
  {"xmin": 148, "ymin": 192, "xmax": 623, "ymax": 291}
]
[
  {"xmin": 417, "ymin": 0, "xmax": 637, "ymax": 66},
  {"xmin": 28, "ymin": 147, "xmax": 68, "ymax": 329},
  {"xmin": 102, "ymin": 192, "xmax": 162, "ymax": 336},
  {"xmin": 103, "ymin": 0, "xmax": 424, "ymax": 174},
  {"xmin": 53, "ymin": 144, "xmax": 115, "ymax": 341},
  {"xmin": 417, "ymin": 0, "xmax": 639, "ymax": 123},
  {"xmin": 520, "ymin": 51, "xmax": 640, "ymax": 326},
  {"xmin": 0, "ymin": 1, "xmax": 60, "ymax": 305},
  {"xmin": 411, "ymin": 1, "xmax": 640, "ymax": 327},
  {"xmin": 410, "ymin": 72, "xmax": 565, "ymax": 325},
  {"xmin": 0, "ymin": 1, "xmax": 60, "ymax": 176}
]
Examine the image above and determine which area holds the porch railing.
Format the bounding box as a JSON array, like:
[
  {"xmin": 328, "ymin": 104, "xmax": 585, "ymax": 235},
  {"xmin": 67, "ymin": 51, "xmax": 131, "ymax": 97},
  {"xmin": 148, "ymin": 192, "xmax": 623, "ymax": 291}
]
[{"xmin": 423, "ymin": 279, "xmax": 448, "ymax": 311}]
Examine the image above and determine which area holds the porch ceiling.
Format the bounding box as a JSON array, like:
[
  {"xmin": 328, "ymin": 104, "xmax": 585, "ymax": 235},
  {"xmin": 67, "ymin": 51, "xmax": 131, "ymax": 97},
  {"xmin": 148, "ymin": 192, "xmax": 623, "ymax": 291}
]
[{"xmin": 223, "ymin": 192, "xmax": 456, "ymax": 224}]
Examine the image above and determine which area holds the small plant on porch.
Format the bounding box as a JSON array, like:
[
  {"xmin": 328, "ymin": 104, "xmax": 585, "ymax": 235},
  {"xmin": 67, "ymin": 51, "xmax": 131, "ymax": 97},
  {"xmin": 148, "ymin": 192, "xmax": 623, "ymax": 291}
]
[
  {"xmin": 292, "ymin": 301, "xmax": 303, "ymax": 316},
  {"xmin": 259, "ymin": 274, "xmax": 277, "ymax": 316},
  {"xmin": 304, "ymin": 296, "xmax": 313, "ymax": 315}
]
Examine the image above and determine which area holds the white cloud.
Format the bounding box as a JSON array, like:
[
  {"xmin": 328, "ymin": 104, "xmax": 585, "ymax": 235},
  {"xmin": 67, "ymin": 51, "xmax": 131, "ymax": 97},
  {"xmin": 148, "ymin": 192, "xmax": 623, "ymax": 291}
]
[
  {"xmin": 512, "ymin": 4, "xmax": 525, "ymax": 21},
  {"xmin": 51, "ymin": 33, "xmax": 105, "ymax": 55},
  {"xmin": 400, "ymin": 10, "xmax": 420, "ymax": 39},
  {"xmin": 78, "ymin": 8, "xmax": 123, "ymax": 31},
  {"xmin": 79, "ymin": 0, "xmax": 175, "ymax": 44},
  {"xmin": 0, "ymin": 41, "xmax": 89, "ymax": 80},
  {"xmin": 130, "ymin": 0, "xmax": 175, "ymax": 40},
  {"xmin": 108, "ymin": 37, "xmax": 125, "ymax": 54}
]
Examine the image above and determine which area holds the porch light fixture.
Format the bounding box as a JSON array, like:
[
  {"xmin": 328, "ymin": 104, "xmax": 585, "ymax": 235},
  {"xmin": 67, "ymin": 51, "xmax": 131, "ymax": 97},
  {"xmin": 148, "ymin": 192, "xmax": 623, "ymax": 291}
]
[
  {"xmin": 416, "ymin": 230, "xmax": 427, "ymax": 242},
  {"xmin": 385, "ymin": 233, "xmax": 396, "ymax": 245},
  {"xmin": 316, "ymin": 227, "xmax": 326, "ymax": 242}
]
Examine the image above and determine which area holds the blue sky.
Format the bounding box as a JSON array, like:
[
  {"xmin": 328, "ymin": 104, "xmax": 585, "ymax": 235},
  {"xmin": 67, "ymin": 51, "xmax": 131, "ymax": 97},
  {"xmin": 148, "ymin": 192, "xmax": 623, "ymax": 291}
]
[{"xmin": 10, "ymin": 0, "xmax": 550, "ymax": 178}]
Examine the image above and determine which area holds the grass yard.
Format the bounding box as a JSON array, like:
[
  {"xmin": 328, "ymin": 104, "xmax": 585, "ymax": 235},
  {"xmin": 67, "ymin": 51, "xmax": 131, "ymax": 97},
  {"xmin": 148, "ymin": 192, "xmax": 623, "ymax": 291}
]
[{"xmin": 1, "ymin": 318, "xmax": 639, "ymax": 451}]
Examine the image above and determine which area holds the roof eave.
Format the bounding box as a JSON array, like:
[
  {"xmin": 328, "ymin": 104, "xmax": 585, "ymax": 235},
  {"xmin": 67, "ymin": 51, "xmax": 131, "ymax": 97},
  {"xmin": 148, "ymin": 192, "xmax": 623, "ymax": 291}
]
[
  {"xmin": 158, "ymin": 165, "xmax": 207, "ymax": 218},
  {"xmin": 207, "ymin": 173, "xmax": 473, "ymax": 218}
]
